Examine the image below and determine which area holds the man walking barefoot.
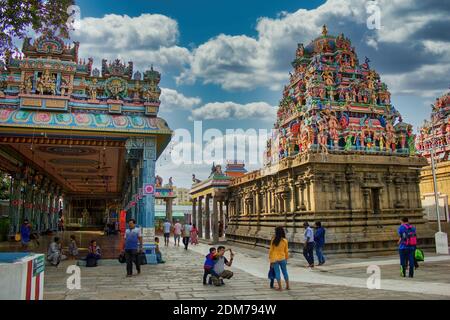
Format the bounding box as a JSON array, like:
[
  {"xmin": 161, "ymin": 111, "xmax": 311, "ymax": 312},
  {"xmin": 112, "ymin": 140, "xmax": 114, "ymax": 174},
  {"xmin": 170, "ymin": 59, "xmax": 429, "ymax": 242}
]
[
  {"xmin": 163, "ymin": 219, "xmax": 171, "ymax": 246},
  {"xmin": 123, "ymin": 219, "xmax": 143, "ymax": 277},
  {"xmin": 173, "ymin": 219, "xmax": 182, "ymax": 247}
]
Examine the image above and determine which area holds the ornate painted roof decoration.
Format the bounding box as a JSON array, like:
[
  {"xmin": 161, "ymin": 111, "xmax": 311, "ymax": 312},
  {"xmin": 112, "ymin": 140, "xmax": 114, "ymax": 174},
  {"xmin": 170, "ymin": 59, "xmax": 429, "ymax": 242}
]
[
  {"xmin": 416, "ymin": 89, "xmax": 450, "ymax": 162},
  {"xmin": 0, "ymin": 32, "xmax": 164, "ymax": 118},
  {"xmin": 102, "ymin": 58, "xmax": 133, "ymax": 79},
  {"xmin": 21, "ymin": 30, "xmax": 80, "ymax": 63},
  {"xmin": 224, "ymin": 160, "xmax": 247, "ymax": 178},
  {"xmin": 264, "ymin": 25, "xmax": 416, "ymax": 166}
]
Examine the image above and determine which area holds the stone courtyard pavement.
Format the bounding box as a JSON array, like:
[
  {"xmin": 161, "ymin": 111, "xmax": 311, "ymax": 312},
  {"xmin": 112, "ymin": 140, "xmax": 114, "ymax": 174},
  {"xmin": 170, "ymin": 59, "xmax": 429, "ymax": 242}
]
[{"xmin": 40, "ymin": 235, "xmax": 450, "ymax": 300}]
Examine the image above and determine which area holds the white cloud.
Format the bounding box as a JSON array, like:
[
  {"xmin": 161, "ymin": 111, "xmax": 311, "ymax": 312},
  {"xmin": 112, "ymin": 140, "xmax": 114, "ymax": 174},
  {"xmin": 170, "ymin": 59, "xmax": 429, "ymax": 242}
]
[
  {"xmin": 72, "ymin": 13, "xmax": 192, "ymax": 74},
  {"xmin": 177, "ymin": 0, "xmax": 450, "ymax": 97},
  {"xmin": 189, "ymin": 101, "xmax": 277, "ymax": 121},
  {"xmin": 160, "ymin": 88, "xmax": 201, "ymax": 111},
  {"xmin": 383, "ymin": 64, "xmax": 450, "ymax": 98}
]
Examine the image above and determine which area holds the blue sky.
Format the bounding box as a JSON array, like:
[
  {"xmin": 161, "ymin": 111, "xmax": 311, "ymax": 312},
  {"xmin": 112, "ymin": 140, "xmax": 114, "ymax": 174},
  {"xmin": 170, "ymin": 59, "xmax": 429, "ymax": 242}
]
[{"xmin": 69, "ymin": 0, "xmax": 450, "ymax": 188}]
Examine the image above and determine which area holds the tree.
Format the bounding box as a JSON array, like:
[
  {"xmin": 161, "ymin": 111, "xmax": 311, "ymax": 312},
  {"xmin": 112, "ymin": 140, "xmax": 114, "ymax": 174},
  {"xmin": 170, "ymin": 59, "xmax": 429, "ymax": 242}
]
[
  {"xmin": 0, "ymin": 0, "xmax": 75, "ymax": 57},
  {"xmin": 0, "ymin": 172, "xmax": 10, "ymax": 200}
]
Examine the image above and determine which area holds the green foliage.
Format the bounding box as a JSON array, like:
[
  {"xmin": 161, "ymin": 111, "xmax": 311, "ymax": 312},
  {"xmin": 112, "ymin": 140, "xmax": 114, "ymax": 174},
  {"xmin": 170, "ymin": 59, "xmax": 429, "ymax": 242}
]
[
  {"xmin": 0, "ymin": 173, "xmax": 10, "ymax": 200},
  {"xmin": 0, "ymin": 216, "xmax": 9, "ymax": 241},
  {"xmin": 0, "ymin": 174, "xmax": 10, "ymax": 199},
  {"xmin": 0, "ymin": 0, "xmax": 75, "ymax": 56}
]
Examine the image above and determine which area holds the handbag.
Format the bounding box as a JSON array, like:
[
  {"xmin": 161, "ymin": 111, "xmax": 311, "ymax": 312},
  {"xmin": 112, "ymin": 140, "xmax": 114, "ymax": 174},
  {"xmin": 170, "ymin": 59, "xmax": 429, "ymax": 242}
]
[
  {"xmin": 138, "ymin": 252, "xmax": 147, "ymax": 265},
  {"xmin": 15, "ymin": 233, "xmax": 21, "ymax": 242},
  {"xmin": 415, "ymin": 248, "xmax": 425, "ymax": 262},
  {"xmin": 118, "ymin": 252, "xmax": 126, "ymax": 264}
]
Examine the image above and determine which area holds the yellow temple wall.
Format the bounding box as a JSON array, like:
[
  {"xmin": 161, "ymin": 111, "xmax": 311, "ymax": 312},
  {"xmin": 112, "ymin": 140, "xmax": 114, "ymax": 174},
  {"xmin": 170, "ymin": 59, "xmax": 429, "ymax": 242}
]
[
  {"xmin": 420, "ymin": 161, "xmax": 450, "ymax": 236},
  {"xmin": 420, "ymin": 161, "xmax": 450, "ymax": 196}
]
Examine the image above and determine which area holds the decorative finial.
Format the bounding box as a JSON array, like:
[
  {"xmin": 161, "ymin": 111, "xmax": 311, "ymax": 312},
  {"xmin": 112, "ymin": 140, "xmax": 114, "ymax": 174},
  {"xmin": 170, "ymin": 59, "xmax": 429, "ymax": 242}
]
[{"xmin": 322, "ymin": 24, "xmax": 328, "ymax": 36}]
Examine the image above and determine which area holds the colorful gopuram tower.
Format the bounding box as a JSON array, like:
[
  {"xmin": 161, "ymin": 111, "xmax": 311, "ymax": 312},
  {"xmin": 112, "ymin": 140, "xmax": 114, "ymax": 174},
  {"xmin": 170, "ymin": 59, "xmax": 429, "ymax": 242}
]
[
  {"xmin": 225, "ymin": 26, "xmax": 434, "ymax": 256},
  {"xmin": 0, "ymin": 31, "xmax": 172, "ymax": 262},
  {"xmin": 417, "ymin": 90, "xmax": 450, "ymax": 225}
]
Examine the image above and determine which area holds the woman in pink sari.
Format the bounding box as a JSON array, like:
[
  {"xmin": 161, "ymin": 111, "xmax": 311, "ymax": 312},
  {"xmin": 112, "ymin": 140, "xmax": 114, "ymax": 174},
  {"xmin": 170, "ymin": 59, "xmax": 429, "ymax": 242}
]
[{"xmin": 190, "ymin": 224, "xmax": 199, "ymax": 245}]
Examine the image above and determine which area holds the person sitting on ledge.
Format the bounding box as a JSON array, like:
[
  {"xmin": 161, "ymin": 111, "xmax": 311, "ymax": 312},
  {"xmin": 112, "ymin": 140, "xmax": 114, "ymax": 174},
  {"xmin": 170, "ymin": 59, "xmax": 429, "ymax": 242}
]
[
  {"xmin": 210, "ymin": 246, "xmax": 234, "ymax": 286},
  {"xmin": 47, "ymin": 237, "xmax": 66, "ymax": 267},
  {"xmin": 154, "ymin": 237, "xmax": 165, "ymax": 264},
  {"xmin": 85, "ymin": 240, "xmax": 101, "ymax": 267}
]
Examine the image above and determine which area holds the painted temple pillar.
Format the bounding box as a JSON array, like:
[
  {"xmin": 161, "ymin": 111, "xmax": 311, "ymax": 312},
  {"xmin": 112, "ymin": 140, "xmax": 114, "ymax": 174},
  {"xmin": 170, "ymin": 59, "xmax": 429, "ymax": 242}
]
[
  {"xmin": 205, "ymin": 194, "xmax": 211, "ymax": 240},
  {"xmin": 126, "ymin": 137, "xmax": 158, "ymax": 263},
  {"xmin": 9, "ymin": 173, "xmax": 22, "ymax": 236},
  {"xmin": 165, "ymin": 198, "xmax": 173, "ymax": 222},
  {"xmin": 131, "ymin": 168, "xmax": 137, "ymax": 220},
  {"xmin": 137, "ymin": 160, "xmax": 144, "ymax": 224}
]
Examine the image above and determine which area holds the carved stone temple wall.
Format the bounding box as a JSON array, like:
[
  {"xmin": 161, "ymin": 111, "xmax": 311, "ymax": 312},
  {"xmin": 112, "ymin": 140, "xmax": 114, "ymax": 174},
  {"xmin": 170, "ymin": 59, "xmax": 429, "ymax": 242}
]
[{"xmin": 226, "ymin": 153, "xmax": 435, "ymax": 256}]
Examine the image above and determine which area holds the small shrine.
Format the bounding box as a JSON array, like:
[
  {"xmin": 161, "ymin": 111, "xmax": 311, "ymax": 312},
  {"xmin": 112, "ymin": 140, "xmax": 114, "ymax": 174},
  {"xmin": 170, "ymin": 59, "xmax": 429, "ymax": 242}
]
[{"xmin": 189, "ymin": 163, "xmax": 231, "ymax": 244}]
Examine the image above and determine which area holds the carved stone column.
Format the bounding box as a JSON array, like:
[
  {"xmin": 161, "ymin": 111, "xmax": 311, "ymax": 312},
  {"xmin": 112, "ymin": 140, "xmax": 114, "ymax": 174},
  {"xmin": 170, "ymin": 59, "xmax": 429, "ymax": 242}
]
[
  {"xmin": 205, "ymin": 194, "xmax": 211, "ymax": 240},
  {"xmin": 197, "ymin": 196, "xmax": 203, "ymax": 238},
  {"xmin": 192, "ymin": 198, "xmax": 197, "ymax": 229},
  {"xmin": 212, "ymin": 196, "xmax": 219, "ymax": 243}
]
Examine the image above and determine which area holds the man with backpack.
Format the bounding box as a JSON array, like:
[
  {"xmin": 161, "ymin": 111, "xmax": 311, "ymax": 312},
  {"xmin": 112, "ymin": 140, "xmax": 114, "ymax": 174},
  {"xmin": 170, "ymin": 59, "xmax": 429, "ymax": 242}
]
[{"xmin": 397, "ymin": 217, "xmax": 417, "ymax": 278}]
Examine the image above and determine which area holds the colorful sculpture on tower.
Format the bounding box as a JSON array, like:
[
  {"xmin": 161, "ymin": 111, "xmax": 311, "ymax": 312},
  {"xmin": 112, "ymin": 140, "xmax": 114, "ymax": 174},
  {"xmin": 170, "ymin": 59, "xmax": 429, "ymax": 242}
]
[
  {"xmin": 0, "ymin": 30, "xmax": 162, "ymax": 118},
  {"xmin": 264, "ymin": 25, "xmax": 415, "ymax": 165},
  {"xmin": 416, "ymin": 89, "xmax": 450, "ymax": 162},
  {"xmin": 225, "ymin": 26, "xmax": 434, "ymax": 256}
]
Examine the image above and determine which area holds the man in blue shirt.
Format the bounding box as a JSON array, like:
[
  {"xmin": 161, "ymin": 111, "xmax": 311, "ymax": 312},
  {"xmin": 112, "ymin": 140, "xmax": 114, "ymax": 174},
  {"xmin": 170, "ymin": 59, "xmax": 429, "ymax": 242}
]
[
  {"xmin": 122, "ymin": 219, "xmax": 143, "ymax": 277},
  {"xmin": 20, "ymin": 219, "xmax": 31, "ymax": 250},
  {"xmin": 398, "ymin": 217, "xmax": 416, "ymax": 278},
  {"xmin": 314, "ymin": 221, "xmax": 326, "ymax": 266},
  {"xmin": 303, "ymin": 222, "xmax": 315, "ymax": 268}
]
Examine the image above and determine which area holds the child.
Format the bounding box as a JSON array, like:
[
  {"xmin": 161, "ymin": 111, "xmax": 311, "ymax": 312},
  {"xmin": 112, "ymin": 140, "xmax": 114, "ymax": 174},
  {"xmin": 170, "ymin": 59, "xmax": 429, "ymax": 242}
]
[
  {"xmin": 268, "ymin": 263, "xmax": 275, "ymax": 289},
  {"xmin": 154, "ymin": 237, "xmax": 165, "ymax": 263},
  {"xmin": 203, "ymin": 247, "xmax": 217, "ymax": 285},
  {"xmin": 68, "ymin": 234, "xmax": 79, "ymax": 259}
]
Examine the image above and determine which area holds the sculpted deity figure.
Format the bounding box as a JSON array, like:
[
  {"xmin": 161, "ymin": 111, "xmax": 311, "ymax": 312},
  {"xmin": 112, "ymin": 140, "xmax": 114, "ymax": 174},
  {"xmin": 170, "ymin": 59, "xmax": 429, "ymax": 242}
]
[
  {"xmin": 143, "ymin": 80, "xmax": 161, "ymax": 102},
  {"xmin": 317, "ymin": 120, "xmax": 329, "ymax": 154},
  {"xmin": 385, "ymin": 123, "xmax": 396, "ymax": 151},
  {"xmin": 192, "ymin": 174, "xmax": 201, "ymax": 184},
  {"xmin": 360, "ymin": 131, "xmax": 366, "ymax": 149},
  {"xmin": 328, "ymin": 114, "xmax": 339, "ymax": 142},
  {"xmin": 379, "ymin": 134, "xmax": 385, "ymax": 151},
  {"xmin": 345, "ymin": 91, "xmax": 351, "ymax": 103},
  {"xmin": 88, "ymin": 78, "xmax": 98, "ymax": 100},
  {"xmin": 344, "ymin": 134, "xmax": 353, "ymax": 151},
  {"xmin": 371, "ymin": 92, "xmax": 378, "ymax": 105},
  {"xmin": 328, "ymin": 87, "xmax": 335, "ymax": 101},
  {"xmin": 322, "ymin": 70, "xmax": 334, "ymax": 86},
  {"xmin": 400, "ymin": 133, "xmax": 406, "ymax": 149},
  {"xmin": 36, "ymin": 69, "xmax": 56, "ymax": 95},
  {"xmin": 24, "ymin": 76, "xmax": 33, "ymax": 94},
  {"xmin": 132, "ymin": 81, "xmax": 143, "ymax": 100},
  {"xmin": 407, "ymin": 134, "xmax": 416, "ymax": 154}
]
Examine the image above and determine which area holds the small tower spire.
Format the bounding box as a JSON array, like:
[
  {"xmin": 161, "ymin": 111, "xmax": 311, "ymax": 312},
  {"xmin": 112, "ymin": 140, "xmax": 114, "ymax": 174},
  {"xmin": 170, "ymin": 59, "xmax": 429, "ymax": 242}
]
[{"xmin": 322, "ymin": 24, "xmax": 328, "ymax": 36}]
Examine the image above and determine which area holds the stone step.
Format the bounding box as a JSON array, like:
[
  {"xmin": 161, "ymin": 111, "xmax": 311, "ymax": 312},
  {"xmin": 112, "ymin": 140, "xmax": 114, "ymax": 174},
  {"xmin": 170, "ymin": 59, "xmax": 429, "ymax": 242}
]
[{"xmin": 76, "ymin": 259, "xmax": 121, "ymax": 267}]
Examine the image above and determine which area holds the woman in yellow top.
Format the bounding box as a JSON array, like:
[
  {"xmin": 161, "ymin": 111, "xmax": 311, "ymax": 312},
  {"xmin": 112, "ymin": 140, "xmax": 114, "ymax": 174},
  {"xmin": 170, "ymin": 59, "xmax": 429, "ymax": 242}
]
[{"xmin": 269, "ymin": 226, "xmax": 290, "ymax": 291}]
